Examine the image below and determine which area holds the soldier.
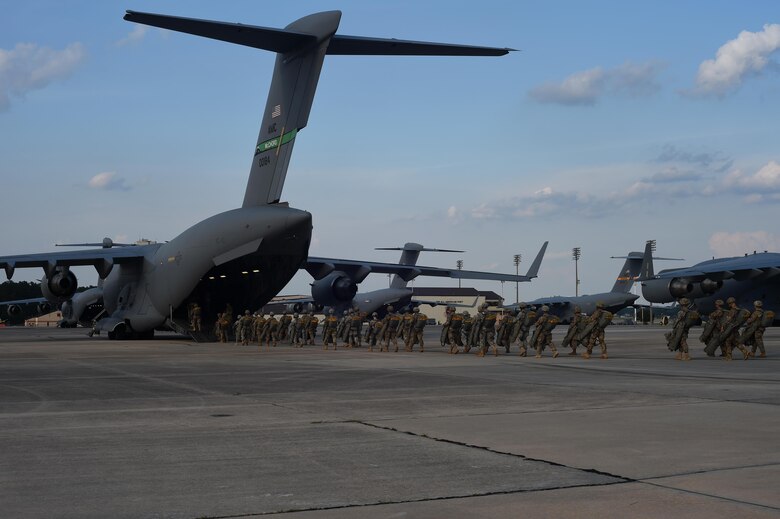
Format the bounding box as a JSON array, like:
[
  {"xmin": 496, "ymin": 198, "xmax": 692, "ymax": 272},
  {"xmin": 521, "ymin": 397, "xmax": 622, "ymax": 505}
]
[
  {"xmin": 531, "ymin": 306, "xmax": 559, "ymax": 358},
  {"xmin": 239, "ymin": 310, "xmax": 254, "ymax": 346},
  {"xmin": 407, "ymin": 308, "xmax": 428, "ymax": 352},
  {"xmin": 741, "ymin": 300, "xmax": 769, "ymax": 358},
  {"xmin": 561, "ymin": 306, "xmax": 585, "ymax": 355},
  {"xmin": 278, "ymin": 311, "xmax": 291, "ymax": 342},
  {"xmin": 515, "ymin": 304, "xmax": 537, "ymax": 357},
  {"xmin": 400, "ymin": 309, "xmax": 415, "ymax": 347},
  {"xmin": 478, "ymin": 304, "xmax": 499, "ymax": 357},
  {"xmin": 254, "ymin": 312, "xmax": 267, "ymax": 347},
  {"xmin": 581, "ymin": 302, "xmax": 611, "ymax": 359},
  {"xmin": 336, "ymin": 310, "xmax": 350, "ymax": 347},
  {"xmin": 665, "ymin": 298, "xmax": 699, "ymax": 360},
  {"xmin": 297, "ymin": 312, "xmax": 311, "ymax": 346},
  {"xmin": 263, "ymin": 312, "xmax": 279, "ymax": 348},
  {"xmin": 469, "ymin": 306, "xmax": 485, "ymax": 354},
  {"xmin": 366, "ymin": 312, "xmax": 383, "ymax": 351},
  {"xmin": 321, "ymin": 309, "xmax": 339, "ymax": 350},
  {"xmin": 214, "ymin": 313, "xmax": 225, "ymax": 343},
  {"xmin": 306, "ymin": 312, "xmax": 319, "ymax": 345},
  {"xmin": 383, "ymin": 306, "xmax": 403, "ymax": 352},
  {"xmin": 289, "ymin": 313, "xmax": 300, "ymax": 345},
  {"xmin": 190, "ymin": 303, "xmax": 202, "ymax": 332},
  {"xmin": 721, "ymin": 297, "xmax": 751, "ymax": 361},
  {"xmin": 496, "ymin": 310, "xmax": 516, "ymax": 354},
  {"xmin": 447, "ymin": 311, "xmax": 465, "ymax": 354},
  {"xmin": 700, "ymin": 299, "xmax": 726, "ymax": 356},
  {"xmin": 441, "ymin": 307, "xmax": 454, "ymax": 348},
  {"xmin": 348, "ymin": 309, "xmax": 364, "ymax": 348},
  {"xmin": 461, "ymin": 311, "xmax": 474, "ymax": 353},
  {"xmin": 220, "ymin": 310, "xmax": 233, "ymax": 343}
]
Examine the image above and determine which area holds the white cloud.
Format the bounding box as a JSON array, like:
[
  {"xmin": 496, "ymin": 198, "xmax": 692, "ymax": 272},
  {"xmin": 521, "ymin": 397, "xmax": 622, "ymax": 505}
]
[
  {"xmin": 693, "ymin": 24, "xmax": 780, "ymax": 97},
  {"xmin": 724, "ymin": 160, "xmax": 780, "ymax": 191},
  {"xmin": 528, "ymin": 61, "xmax": 663, "ymax": 106},
  {"xmin": 709, "ymin": 231, "xmax": 780, "ymax": 256},
  {"xmin": 0, "ymin": 42, "xmax": 86, "ymax": 111},
  {"xmin": 116, "ymin": 26, "xmax": 148, "ymax": 47},
  {"xmin": 88, "ymin": 172, "xmax": 131, "ymax": 191}
]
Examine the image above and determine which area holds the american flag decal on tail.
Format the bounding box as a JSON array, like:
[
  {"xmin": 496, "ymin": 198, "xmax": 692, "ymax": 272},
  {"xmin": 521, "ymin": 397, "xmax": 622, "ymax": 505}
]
[{"xmin": 271, "ymin": 105, "xmax": 281, "ymax": 118}]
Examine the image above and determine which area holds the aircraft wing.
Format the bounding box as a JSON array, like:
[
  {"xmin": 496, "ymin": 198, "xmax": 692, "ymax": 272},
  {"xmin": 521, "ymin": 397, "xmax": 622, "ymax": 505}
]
[
  {"xmin": 0, "ymin": 297, "xmax": 47, "ymax": 306},
  {"xmin": 304, "ymin": 257, "xmax": 534, "ymax": 283},
  {"xmin": 650, "ymin": 252, "xmax": 780, "ymax": 282},
  {"xmin": 0, "ymin": 246, "xmax": 152, "ymax": 279}
]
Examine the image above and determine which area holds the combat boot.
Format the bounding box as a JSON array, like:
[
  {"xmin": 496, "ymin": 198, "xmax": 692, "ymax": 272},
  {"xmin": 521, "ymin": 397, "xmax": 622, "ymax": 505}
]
[
  {"xmin": 582, "ymin": 352, "xmax": 591, "ymax": 359},
  {"xmin": 759, "ymin": 352, "xmax": 766, "ymax": 358},
  {"xmin": 420, "ymin": 347, "xmax": 424, "ymax": 353},
  {"xmin": 477, "ymin": 351, "xmax": 485, "ymax": 357},
  {"xmin": 394, "ymin": 346, "xmax": 399, "ymax": 352},
  {"xmin": 674, "ymin": 352, "xmax": 682, "ymax": 360},
  {"xmin": 552, "ymin": 351, "xmax": 559, "ymax": 358},
  {"xmin": 568, "ymin": 349, "xmax": 577, "ymax": 356},
  {"xmin": 739, "ymin": 347, "xmax": 750, "ymax": 360},
  {"xmin": 682, "ymin": 352, "xmax": 690, "ymax": 361},
  {"xmin": 601, "ymin": 353, "xmax": 608, "ymax": 360},
  {"xmin": 535, "ymin": 352, "xmax": 542, "ymax": 358},
  {"xmin": 519, "ymin": 347, "xmax": 527, "ymax": 357}
]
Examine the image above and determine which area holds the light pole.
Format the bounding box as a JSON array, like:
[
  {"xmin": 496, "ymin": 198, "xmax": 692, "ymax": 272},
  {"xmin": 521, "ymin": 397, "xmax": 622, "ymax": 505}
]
[
  {"xmin": 647, "ymin": 240, "xmax": 656, "ymax": 323},
  {"xmin": 572, "ymin": 247, "xmax": 581, "ymax": 297},
  {"xmin": 513, "ymin": 254, "xmax": 522, "ymax": 304},
  {"xmin": 456, "ymin": 259, "xmax": 463, "ymax": 288}
]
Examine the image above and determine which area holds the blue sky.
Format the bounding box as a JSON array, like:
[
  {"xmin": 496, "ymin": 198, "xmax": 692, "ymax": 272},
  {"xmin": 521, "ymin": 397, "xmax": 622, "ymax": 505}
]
[{"xmin": 2, "ymin": 1, "xmax": 779, "ymax": 303}]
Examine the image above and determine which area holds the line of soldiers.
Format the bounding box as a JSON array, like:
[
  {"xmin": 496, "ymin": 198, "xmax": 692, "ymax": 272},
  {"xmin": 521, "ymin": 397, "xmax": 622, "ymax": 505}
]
[
  {"xmin": 441, "ymin": 302, "xmax": 613, "ymax": 359},
  {"xmin": 668, "ymin": 297, "xmax": 773, "ymax": 361}
]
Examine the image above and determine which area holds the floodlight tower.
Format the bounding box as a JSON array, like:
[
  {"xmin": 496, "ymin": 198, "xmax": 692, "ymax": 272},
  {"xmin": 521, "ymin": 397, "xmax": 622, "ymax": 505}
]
[
  {"xmin": 572, "ymin": 247, "xmax": 581, "ymax": 297},
  {"xmin": 456, "ymin": 259, "xmax": 463, "ymax": 288},
  {"xmin": 513, "ymin": 254, "xmax": 522, "ymax": 304}
]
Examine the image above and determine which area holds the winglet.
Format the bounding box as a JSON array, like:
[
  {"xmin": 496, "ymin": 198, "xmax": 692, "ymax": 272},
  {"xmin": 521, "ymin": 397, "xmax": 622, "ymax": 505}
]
[{"xmin": 524, "ymin": 241, "xmax": 548, "ymax": 279}]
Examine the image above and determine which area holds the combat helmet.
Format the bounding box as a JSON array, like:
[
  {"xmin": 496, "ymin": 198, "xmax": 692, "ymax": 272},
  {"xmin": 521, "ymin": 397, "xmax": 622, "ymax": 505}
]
[
  {"xmin": 754, "ymin": 300, "xmax": 763, "ymax": 307},
  {"xmin": 541, "ymin": 305, "xmax": 550, "ymax": 312},
  {"xmin": 679, "ymin": 298, "xmax": 690, "ymax": 305},
  {"xmin": 714, "ymin": 299, "xmax": 724, "ymax": 307},
  {"xmin": 726, "ymin": 297, "xmax": 736, "ymax": 305},
  {"xmin": 596, "ymin": 302, "xmax": 606, "ymax": 309}
]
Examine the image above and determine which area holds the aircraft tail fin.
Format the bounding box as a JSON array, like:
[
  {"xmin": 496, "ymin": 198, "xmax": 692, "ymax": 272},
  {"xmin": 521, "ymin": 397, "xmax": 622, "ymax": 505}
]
[
  {"xmin": 523, "ymin": 241, "xmax": 548, "ymax": 279},
  {"xmin": 608, "ymin": 252, "xmax": 644, "ymax": 293},
  {"xmin": 382, "ymin": 243, "xmax": 464, "ymax": 289},
  {"xmin": 124, "ymin": 10, "xmax": 512, "ymax": 207}
]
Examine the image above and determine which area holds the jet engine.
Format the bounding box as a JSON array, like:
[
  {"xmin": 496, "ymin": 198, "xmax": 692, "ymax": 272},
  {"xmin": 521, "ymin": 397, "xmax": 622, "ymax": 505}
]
[
  {"xmin": 699, "ymin": 278, "xmax": 723, "ymax": 295},
  {"xmin": 6, "ymin": 304, "xmax": 22, "ymax": 317},
  {"xmin": 41, "ymin": 268, "xmax": 78, "ymax": 301},
  {"xmin": 286, "ymin": 302, "xmax": 324, "ymax": 314},
  {"xmin": 641, "ymin": 277, "xmax": 693, "ymax": 303},
  {"xmin": 310, "ymin": 271, "xmax": 358, "ymax": 307},
  {"xmin": 37, "ymin": 302, "xmax": 53, "ymax": 314}
]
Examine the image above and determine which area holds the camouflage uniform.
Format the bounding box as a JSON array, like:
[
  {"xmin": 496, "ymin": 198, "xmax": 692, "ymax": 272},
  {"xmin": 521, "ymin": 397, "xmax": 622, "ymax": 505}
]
[
  {"xmin": 289, "ymin": 313, "xmax": 300, "ymax": 345},
  {"xmin": 190, "ymin": 303, "xmax": 202, "ymax": 332},
  {"xmin": 742, "ymin": 301, "xmax": 768, "ymax": 358},
  {"xmin": 239, "ymin": 310, "xmax": 254, "ymax": 346},
  {"xmin": 306, "ymin": 313, "xmax": 319, "ymax": 345},
  {"xmin": 321, "ymin": 310, "xmax": 339, "ymax": 350},
  {"xmin": 336, "ymin": 311, "xmax": 350, "ymax": 346},
  {"xmin": 461, "ymin": 313, "xmax": 474, "ymax": 353},
  {"xmin": 532, "ymin": 306, "xmax": 559, "ymax": 358},
  {"xmin": 666, "ymin": 299, "xmax": 697, "ymax": 360},
  {"xmin": 406, "ymin": 308, "xmax": 428, "ymax": 352},
  {"xmin": 514, "ymin": 305, "xmax": 536, "ymax": 357},
  {"xmin": 722, "ymin": 298, "xmax": 750, "ymax": 360},
  {"xmin": 469, "ymin": 309, "xmax": 484, "ymax": 354},
  {"xmin": 214, "ymin": 313, "xmax": 225, "ymax": 343},
  {"xmin": 441, "ymin": 307, "xmax": 454, "ymax": 348},
  {"xmin": 700, "ymin": 300, "xmax": 725, "ymax": 356},
  {"xmin": 478, "ymin": 305, "xmax": 499, "ymax": 357},
  {"xmin": 583, "ymin": 303, "xmax": 610, "ymax": 359},
  {"xmin": 366, "ymin": 313, "xmax": 383, "ymax": 351},
  {"xmin": 348, "ymin": 311, "xmax": 364, "ymax": 348},
  {"xmin": 561, "ymin": 307, "xmax": 585, "ymax": 355},
  {"xmin": 278, "ymin": 312, "xmax": 291, "ymax": 341},
  {"xmin": 384, "ymin": 310, "xmax": 403, "ymax": 352},
  {"xmin": 263, "ymin": 313, "xmax": 279, "ymax": 348},
  {"xmin": 447, "ymin": 312, "xmax": 465, "ymax": 354},
  {"xmin": 400, "ymin": 310, "xmax": 415, "ymax": 345},
  {"xmin": 254, "ymin": 314, "xmax": 267, "ymax": 346},
  {"xmin": 496, "ymin": 312, "xmax": 516, "ymax": 353}
]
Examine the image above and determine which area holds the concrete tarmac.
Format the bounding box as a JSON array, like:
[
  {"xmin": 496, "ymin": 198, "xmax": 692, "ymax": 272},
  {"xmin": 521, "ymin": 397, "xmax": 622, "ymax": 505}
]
[{"xmin": 0, "ymin": 325, "xmax": 778, "ymax": 518}]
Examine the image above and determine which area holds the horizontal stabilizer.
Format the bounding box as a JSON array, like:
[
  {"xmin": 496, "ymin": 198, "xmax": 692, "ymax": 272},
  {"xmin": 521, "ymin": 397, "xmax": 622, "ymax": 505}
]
[
  {"xmin": 327, "ymin": 35, "xmax": 514, "ymax": 56},
  {"xmin": 123, "ymin": 11, "xmax": 318, "ymax": 53}
]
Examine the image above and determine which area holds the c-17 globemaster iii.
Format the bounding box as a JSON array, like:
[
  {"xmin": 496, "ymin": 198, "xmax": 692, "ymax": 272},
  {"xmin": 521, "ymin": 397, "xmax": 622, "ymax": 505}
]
[{"xmin": 0, "ymin": 10, "xmax": 512, "ymax": 339}]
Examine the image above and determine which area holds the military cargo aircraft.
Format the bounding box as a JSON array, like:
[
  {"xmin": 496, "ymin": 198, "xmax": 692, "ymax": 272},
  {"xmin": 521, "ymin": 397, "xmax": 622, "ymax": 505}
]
[
  {"xmin": 0, "ymin": 10, "xmax": 512, "ymax": 339},
  {"xmin": 504, "ymin": 250, "xmax": 646, "ymax": 323},
  {"xmin": 639, "ymin": 241, "xmax": 780, "ymax": 321},
  {"xmin": 289, "ymin": 241, "xmax": 548, "ymax": 316}
]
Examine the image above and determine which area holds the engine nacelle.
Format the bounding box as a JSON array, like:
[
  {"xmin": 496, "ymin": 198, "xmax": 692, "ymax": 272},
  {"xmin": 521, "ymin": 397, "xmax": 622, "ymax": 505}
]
[
  {"xmin": 642, "ymin": 277, "xmax": 693, "ymax": 303},
  {"xmin": 6, "ymin": 304, "xmax": 22, "ymax": 317},
  {"xmin": 37, "ymin": 302, "xmax": 53, "ymax": 314},
  {"xmin": 285, "ymin": 302, "xmax": 325, "ymax": 314},
  {"xmin": 310, "ymin": 272, "xmax": 358, "ymax": 307},
  {"xmin": 41, "ymin": 269, "xmax": 78, "ymax": 301},
  {"xmin": 699, "ymin": 278, "xmax": 723, "ymax": 295}
]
